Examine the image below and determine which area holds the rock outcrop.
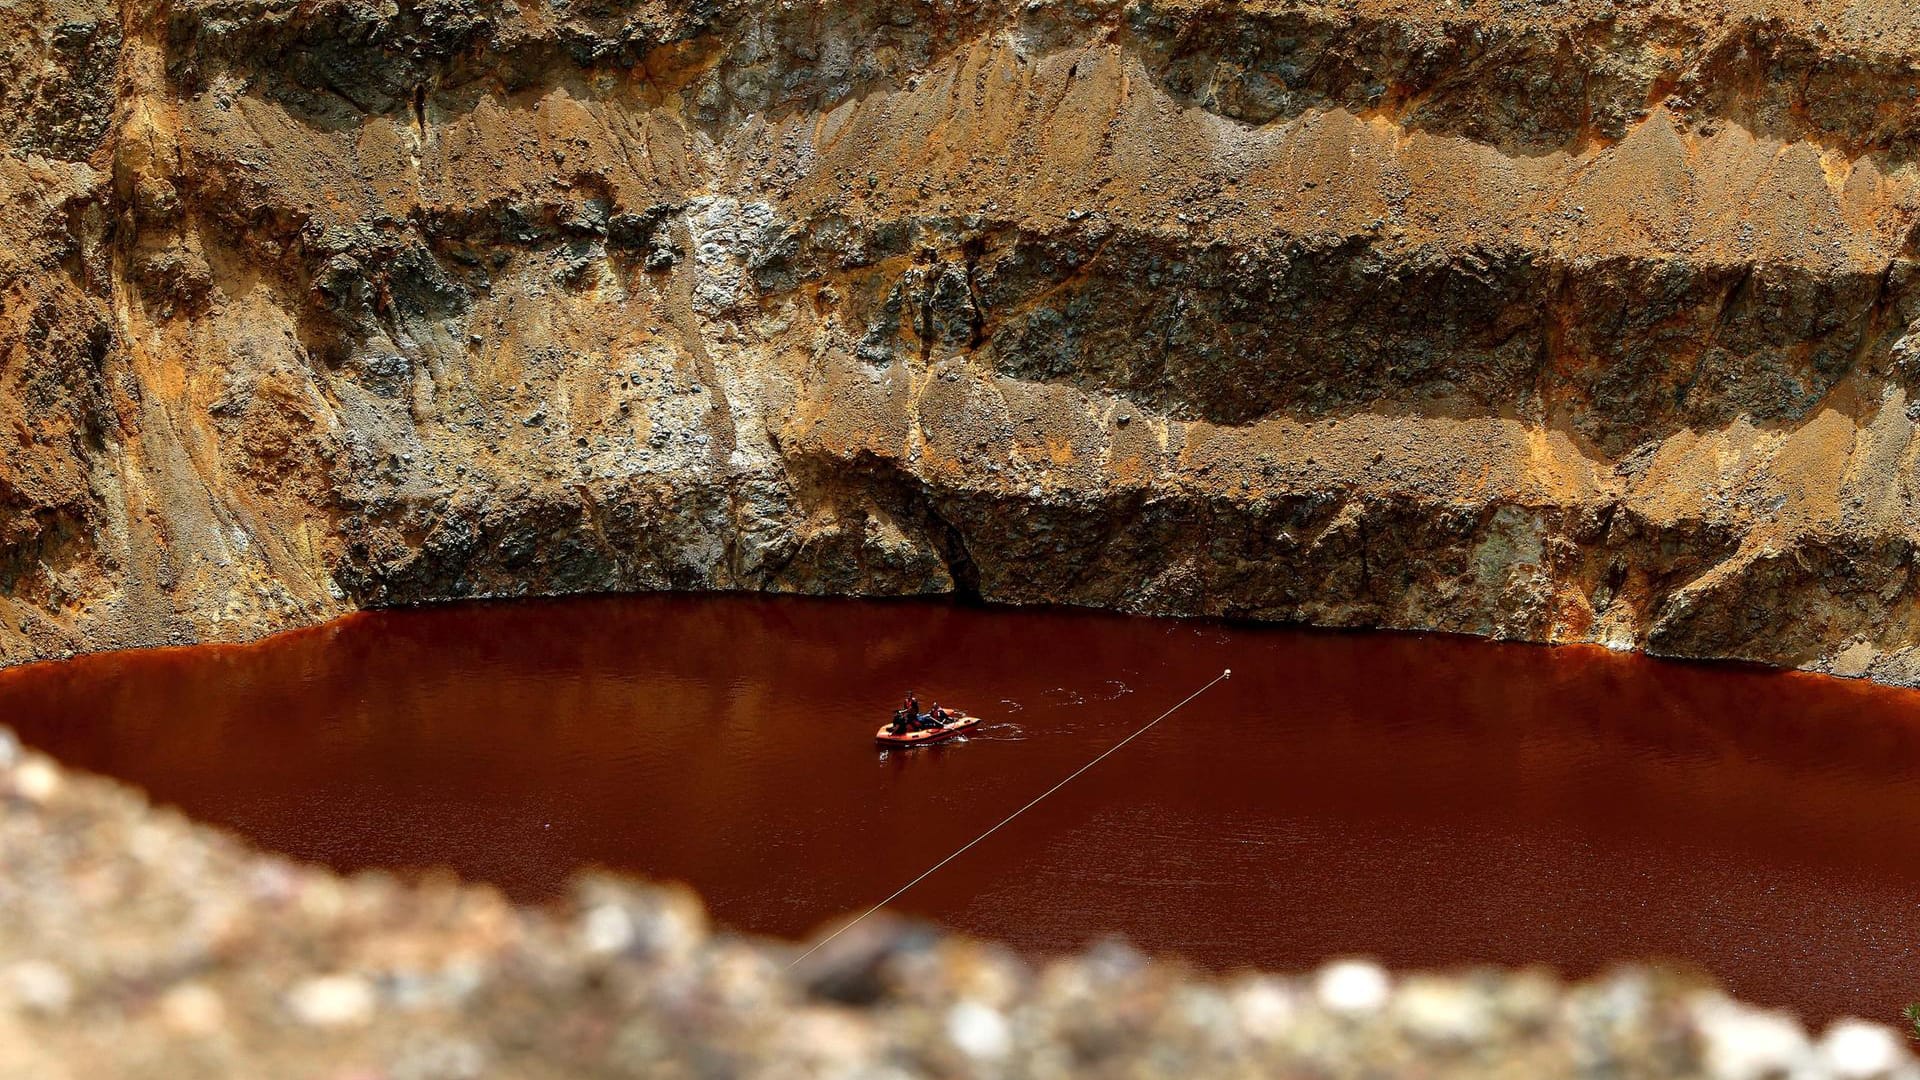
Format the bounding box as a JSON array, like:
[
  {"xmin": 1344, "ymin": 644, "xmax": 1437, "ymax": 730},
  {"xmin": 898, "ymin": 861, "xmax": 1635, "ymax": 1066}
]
[{"xmin": 7, "ymin": 0, "xmax": 1920, "ymax": 680}]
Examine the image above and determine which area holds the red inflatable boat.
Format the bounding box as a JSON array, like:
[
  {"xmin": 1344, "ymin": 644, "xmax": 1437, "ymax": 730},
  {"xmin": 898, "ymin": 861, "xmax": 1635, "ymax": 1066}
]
[{"xmin": 875, "ymin": 711, "xmax": 981, "ymax": 746}]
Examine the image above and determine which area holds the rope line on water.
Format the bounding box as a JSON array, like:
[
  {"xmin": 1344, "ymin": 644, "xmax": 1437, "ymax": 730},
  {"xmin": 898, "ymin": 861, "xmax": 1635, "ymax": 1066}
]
[{"xmin": 788, "ymin": 667, "xmax": 1233, "ymax": 970}]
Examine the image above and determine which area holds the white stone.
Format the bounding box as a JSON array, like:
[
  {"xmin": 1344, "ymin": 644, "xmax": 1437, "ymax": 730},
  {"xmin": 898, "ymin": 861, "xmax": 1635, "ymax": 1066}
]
[
  {"xmin": 946, "ymin": 1001, "xmax": 1012, "ymax": 1061},
  {"xmin": 287, "ymin": 974, "xmax": 375, "ymax": 1028},
  {"xmin": 1174, "ymin": 986, "xmax": 1239, "ymax": 1050},
  {"xmin": 1233, "ymin": 978, "xmax": 1300, "ymax": 1040},
  {"xmin": 7, "ymin": 961, "xmax": 73, "ymax": 1016},
  {"xmin": 685, "ymin": 197, "xmax": 778, "ymax": 315},
  {"xmin": 644, "ymin": 901, "xmax": 704, "ymax": 961},
  {"xmin": 13, "ymin": 760, "xmax": 59, "ymax": 803},
  {"xmin": 296, "ymin": 878, "xmax": 347, "ymax": 924},
  {"xmin": 1692, "ymin": 994, "xmax": 1816, "ymax": 1080},
  {"xmin": 0, "ymin": 729, "xmax": 19, "ymax": 770},
  {"xmin": 580, "ymin": 904, "xmax": 634, "ymax": 956},
  {"xmin": 126, "ymin": 822, "xmax": 174, "ymax": 867},
  {"xmin": 1316, "ymin": 960, "xmax": 1390, "ymax": 1016},
  {"xmin": 1394, "ymin": 978, "xmax": 1494, "ymax": 1045},
  {"xmin": 1821, "ymin": 1020, "xmax": 1909, "ymax": 1079},
  {"xmin": 436, "ymin": 957, "xmax": 487, "ymax": 1004},
  {"xmin": 1490, "ymin": 968, "xmax": 1561, "ymax": 1032},
  {"xmin": 159, "ymin": 982, "xmax": 226, "ymax": 1036}
]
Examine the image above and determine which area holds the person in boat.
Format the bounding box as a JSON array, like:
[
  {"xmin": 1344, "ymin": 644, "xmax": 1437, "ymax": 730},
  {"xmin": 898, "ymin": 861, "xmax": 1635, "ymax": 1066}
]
[
  {"xmin": 888, "ymin": 708, "xmax": 912, "ymax": 735},
  {"xmin": 924, "ymin": 703, "xmax": 951, "ymax": 729},
  {"xmin": 896, "ymin": 691, "xmax": 931, "ymax": 731}
]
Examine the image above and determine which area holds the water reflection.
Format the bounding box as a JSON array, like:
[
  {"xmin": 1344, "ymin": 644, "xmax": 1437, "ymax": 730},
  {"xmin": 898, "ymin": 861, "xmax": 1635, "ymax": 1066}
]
[{"xmin": 4, "ymin": 594, "xmax": 1920, "ymax": 1025}]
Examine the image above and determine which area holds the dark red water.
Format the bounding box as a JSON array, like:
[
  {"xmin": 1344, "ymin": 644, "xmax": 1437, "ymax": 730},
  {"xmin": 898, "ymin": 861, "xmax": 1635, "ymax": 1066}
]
[{"xmin": 5, "ymin": 594, "xmax": 1920, "ymax": 1025}]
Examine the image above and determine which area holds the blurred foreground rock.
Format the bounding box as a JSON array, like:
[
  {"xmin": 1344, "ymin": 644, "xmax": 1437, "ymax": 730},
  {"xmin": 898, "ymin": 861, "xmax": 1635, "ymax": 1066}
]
[{"xmin": 0, "ymin": 728, "xmax": 1912, "ymax": 1080}]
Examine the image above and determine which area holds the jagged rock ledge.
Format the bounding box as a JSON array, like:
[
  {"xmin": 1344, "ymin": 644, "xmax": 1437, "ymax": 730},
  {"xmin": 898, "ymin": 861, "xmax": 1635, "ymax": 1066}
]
[{"xmin": 8, "ymin": 0, "xmax": 1920, "ymax": 684}]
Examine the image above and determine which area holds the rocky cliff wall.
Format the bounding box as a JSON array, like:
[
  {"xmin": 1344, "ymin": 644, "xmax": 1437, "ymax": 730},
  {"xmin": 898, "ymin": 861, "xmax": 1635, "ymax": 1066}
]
[{"xmin": 7, "ymin": 0, "xmax": 1920, "ymax": 680}]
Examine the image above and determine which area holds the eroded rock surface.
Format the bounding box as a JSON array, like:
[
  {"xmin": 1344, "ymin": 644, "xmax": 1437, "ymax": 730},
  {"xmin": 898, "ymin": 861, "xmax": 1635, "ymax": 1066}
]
[{"xmin": 6, "ymin": 0, "xmax": 1920, "ymax": 680}]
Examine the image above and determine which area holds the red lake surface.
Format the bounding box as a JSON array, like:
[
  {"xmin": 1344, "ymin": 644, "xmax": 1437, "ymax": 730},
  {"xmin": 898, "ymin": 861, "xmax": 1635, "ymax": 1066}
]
[{"xmin": 5, "ymin": 593, "xmax": 1920, "ymax": 1026}]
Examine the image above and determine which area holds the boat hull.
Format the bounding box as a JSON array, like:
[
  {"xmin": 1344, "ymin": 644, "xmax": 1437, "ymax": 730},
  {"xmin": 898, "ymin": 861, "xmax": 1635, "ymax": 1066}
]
[{"xmin": 875, "ymin": 714, "xmax": 980, "ymax": 746}]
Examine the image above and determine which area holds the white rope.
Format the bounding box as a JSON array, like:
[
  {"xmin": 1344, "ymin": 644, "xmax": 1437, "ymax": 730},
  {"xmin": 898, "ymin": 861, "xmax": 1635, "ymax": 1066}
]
[{"xmin": 789, "ymin": 667, "xmax": 1233, "ymax": 970}]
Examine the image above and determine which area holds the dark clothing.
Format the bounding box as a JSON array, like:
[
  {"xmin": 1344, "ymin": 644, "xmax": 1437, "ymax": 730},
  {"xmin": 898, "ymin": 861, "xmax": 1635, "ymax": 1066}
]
[{"xmin": 891, "ymin": 694, "xmax": 949, "ymax": 735}]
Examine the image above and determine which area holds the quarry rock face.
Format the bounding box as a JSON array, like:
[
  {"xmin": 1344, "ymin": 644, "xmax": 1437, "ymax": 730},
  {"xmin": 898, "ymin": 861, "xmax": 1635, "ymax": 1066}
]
[{"xmin": 7, "ymin": 0, "xmax": 1920, "ymax": 681}]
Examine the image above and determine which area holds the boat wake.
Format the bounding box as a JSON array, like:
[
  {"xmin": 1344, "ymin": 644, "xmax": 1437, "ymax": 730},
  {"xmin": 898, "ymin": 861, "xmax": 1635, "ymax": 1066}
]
[{"xmin": 1038, "ymin": 687, "xmax": 1086, "ymax": 707}]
